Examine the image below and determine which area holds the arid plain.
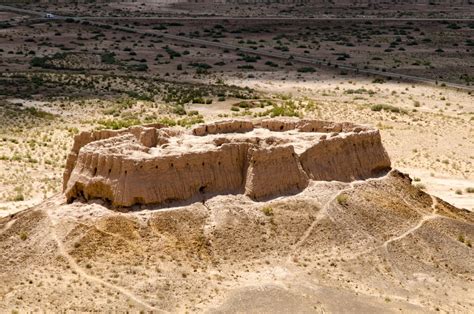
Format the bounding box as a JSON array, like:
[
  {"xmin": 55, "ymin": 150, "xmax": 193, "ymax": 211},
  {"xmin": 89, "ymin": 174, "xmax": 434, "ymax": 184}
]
[{"xmin": 0, "ymin": 1, "xmax": 473, "ymax": 312}]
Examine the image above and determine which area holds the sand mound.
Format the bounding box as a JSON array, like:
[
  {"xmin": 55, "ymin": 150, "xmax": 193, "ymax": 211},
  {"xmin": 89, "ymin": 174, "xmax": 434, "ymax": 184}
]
[{"xmin": 1, "ymin": 170, "xmax": 473, "ymax": 312}]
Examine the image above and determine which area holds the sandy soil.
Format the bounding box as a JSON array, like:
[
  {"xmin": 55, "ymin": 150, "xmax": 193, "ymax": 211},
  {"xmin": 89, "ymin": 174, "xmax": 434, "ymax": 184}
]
[{"xmin": 1, "ymin": 170, "xmax": 472, "ymax": 312}]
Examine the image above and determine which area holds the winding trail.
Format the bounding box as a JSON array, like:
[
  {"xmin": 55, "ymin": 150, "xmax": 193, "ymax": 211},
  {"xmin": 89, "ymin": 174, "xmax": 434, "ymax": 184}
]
[
  {"xmin": 45, "ymin": 210, "xmax": 161, "ymax": 312},
  {"xmin": 0, "ymin": 218, "xmax": 16, "ymax": 235},
  {"xmin": 342, "ymin": 195, "xmax": 443, "ymax": 264},
  {"xmin": 78, "ymin": 221, "xmax": 141, "ymax": 249},
  {"xmin": 289, "ymin": 176, "xmax": 388, "ymax": 259},
  {"xmin": 290, "ymin": 179, "xmax": 444, "ymax": 266},
  {"xmin": 383, "ymin": 195, "xmax": 439, "ymax": 250},
  {"xmin": 290, "ymin": 186, "xmax": 349, "ymax": 253}
]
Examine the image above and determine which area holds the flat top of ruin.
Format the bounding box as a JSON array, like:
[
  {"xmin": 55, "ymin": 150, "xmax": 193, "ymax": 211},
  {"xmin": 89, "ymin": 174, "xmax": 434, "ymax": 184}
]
[
  {"xmin": 96, "ymin": 128, "xmax": 362, "ymax": 158},
  {"xmin": 150, "ymin": 128, "xmax": 334, "ymax": 156},
  {"xmin": 79, "ymin": 119, "xmax": 374, "ymax": 160}
]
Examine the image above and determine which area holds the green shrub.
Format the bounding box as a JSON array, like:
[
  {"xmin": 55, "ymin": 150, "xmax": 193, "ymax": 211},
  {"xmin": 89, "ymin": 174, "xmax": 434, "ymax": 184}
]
[
  {"xmin": 97, "ymin": 118, "xmax": 141, "ymax": 130},
  {"xmin": 30, "ymin": 56, "xmax": 47, "ymax": 67},
  {"xmin": 414, "ymin": 183, "xmax": 426, "ymax": 190},
  {"xmin": 173, "ymin": 105, "xmax": 186, "ymax": 115},
  {"xmin": 13, "ymin": 194, "xmax": 24, "ymax": 202},
  {"xmin": 264, "ymin": 100, "xmax": 300, "ymax": 118},
  {"xmin": 164, "ymin": 46, "xmax": 181, "ymax": 58},
  {"xmin": 189, "ymin": 62, "xmax": 212, "ymax": 69},
  {"xmin": 370, "ymin": 104, "xmax": 405, "ymax": 113},
  {"xmin": 336, "ymin": 194, "xmax": 348, "ymax": 206},
  {"xmin": 372, "ymin": 78, "xmax": 386, "ymax": 84},
  {"xmin": 297, "ymin": 67, "xmax": 316, "ymax": 73},
  {"xmin": 100, "ymin": 51, "xmax": 116, "ymax": 64},
  {"xmin": 15, "ymin": 107, "xmax": 55, "ymax": 120},
  {"xmin": 265, "ymin": 61, "xmax": 279, "ymax": 68},
  {"xmin": 19, "ymin": 231, "xmax": 28, "ymax": 241},
  {"xmin": 238, "ymin": 65, "xmax": 254, "ymax": 70},
  {"xmin": 261, "ymin": 206, "xmax": 273, "ymax": 216}
]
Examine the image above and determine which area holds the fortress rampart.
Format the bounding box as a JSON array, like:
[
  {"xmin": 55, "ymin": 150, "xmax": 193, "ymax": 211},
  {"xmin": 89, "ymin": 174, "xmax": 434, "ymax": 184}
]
[{"xmin": 63, "ymin": 119, "xmax": 391, "ymax": 207}]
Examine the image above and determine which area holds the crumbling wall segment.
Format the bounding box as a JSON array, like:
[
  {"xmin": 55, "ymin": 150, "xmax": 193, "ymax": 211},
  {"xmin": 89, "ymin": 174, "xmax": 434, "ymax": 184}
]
[{"xmin": 63, "ymin": 119, "xmax": 391, "ymax": 207}]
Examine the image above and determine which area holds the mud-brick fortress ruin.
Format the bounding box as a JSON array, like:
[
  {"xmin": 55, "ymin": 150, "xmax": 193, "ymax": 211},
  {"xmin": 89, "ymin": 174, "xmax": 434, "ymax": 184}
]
[{"xmin": 63, "ymin": 119, "xmax": 391, "ymax": 207}]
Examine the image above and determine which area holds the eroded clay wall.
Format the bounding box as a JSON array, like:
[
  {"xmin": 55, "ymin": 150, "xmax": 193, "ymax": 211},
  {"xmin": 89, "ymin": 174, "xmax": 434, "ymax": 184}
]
[
  {"xmin": 300, "ymin": 130, "xmax": 390, "ymax": 181},
  {"xmin": 244, "ymin": 146, "xmax": 309, "ymax": 200},
  {"xmin": 63, "ymin": 119, "xmax": 391, "ymax": 207}
]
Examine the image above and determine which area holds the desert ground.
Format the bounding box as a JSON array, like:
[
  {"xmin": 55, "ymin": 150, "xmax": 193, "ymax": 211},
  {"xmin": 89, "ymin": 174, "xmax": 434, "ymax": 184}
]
[{"xmin": 0, "ymin": 1, "xmax": 473, "ymax": 312}]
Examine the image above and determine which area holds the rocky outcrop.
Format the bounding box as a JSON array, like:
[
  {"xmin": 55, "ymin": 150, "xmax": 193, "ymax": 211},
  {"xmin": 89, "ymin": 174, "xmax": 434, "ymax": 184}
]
[{"xmin": 63, "ymin": 119, "xmax": 391, "ymax": 207}]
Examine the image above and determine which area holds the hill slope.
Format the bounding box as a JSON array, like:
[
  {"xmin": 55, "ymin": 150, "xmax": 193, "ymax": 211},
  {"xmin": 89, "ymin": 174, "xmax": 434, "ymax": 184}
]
[{"xmin": 0, "ymin": 170, "xmax": 473, "ymax": 312}]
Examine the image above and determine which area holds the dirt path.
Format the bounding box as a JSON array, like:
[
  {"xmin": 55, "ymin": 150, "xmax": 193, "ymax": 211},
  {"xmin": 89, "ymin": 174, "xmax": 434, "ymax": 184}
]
[
  {"xmin": 0, "ymin": 218, "xmax": 16, "ymax": 235},
  {"xmin": 45, "ymin": 209, "xmax": 161, "ymax": 312},
  {"xmin": 289, "ymin": 188, "xmax": 345, "ymax": 253},
  {"xmin": 291, "ymin": 177, "xmax": 389, "ymax": 253},
  {"xmin": 383, "ymin": 195, "xmax": 438, "ymax": 250},
  {"xmin": 289, "ymin": 177, "xmax": 443, "ymax": 266}
]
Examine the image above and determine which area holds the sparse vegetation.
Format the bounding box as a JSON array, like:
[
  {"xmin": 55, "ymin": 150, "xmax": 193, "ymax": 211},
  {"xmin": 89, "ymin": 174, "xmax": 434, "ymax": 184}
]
[
  {"xmin": 370, "ymin": 104, "xmax": 406, "ymax": 113},
  {"xmin": 261, "ymin": 206, "xmax": 274, "ymax": 216},
  {"xmin": 414, "ymin": 183, "xmax": 426, "ymax": 190},
  {"xmin": 19, "ymin": 231, "xmax": 28, "ymax": 241},
  {"xmin": 336, "ymin": 194, "xmax": 349, "ymax": 206},
  {"xmin": 0, "ymin": 5, "xmax": 473, "ymax": 312},
  {"xmin": 297, "ymin": 67, "xmax": 316, "ymax": 73}
]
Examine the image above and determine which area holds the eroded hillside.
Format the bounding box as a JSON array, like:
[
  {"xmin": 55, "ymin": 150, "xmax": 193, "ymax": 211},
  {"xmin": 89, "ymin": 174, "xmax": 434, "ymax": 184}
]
[{"xmin": 0, "ymin": 168, "xmax": 473, "ymax": 312}]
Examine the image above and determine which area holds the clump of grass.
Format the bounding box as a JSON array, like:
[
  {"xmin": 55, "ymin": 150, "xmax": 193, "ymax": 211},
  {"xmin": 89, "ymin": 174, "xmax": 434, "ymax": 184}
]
[
  {"xmin": 455, "ymin": 189, "xmax": 462, "ymax": 195},
  {"xmin": 263, "ymin": 100, "xmax": 300, "ymax": 118},
  {"xmin": 100, "ymin": 51, "xmax": 117, "ymax": 64},
  {"xmin": 297, "ymin": 67, "xmax": 316, "ymax": 73},
  {"xmin": 414, "ymin": 183, "xmax": 426, "ymax": 190},
  {"xmin": 459, "ymin": 235, "xmax": 473, "ymax": 247},
  {"xmin": 370, "ymin": 104, "xmax": 406, "ymax": 113},
  {"xmin": 336, "ymin": 194, "xmax": 348, "ymax": 206},
  {"xmin": 19, "ymin": 231, "xmax": 28, "ymax": 241},
  {"xmin": 13, "ymin": 194, "xmax": 24, "ymax": 201},
  {"xmin": 466, "ymin": 187, "xmax": 474, "ymax": 193},
  {"xmin": 372, "ymin": 78, "xmax": 386, "ymax": 84},
  {"xmin": 97, "ymin": 118, "xmax": 141, "ymax": 130},
  {"xmin": 261, "ymin": 206, "xmax": 273, "ymax": 216}
]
